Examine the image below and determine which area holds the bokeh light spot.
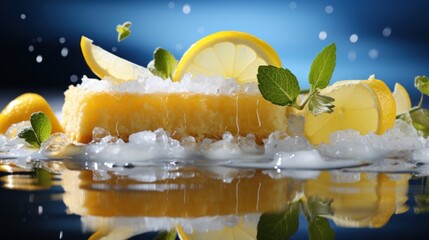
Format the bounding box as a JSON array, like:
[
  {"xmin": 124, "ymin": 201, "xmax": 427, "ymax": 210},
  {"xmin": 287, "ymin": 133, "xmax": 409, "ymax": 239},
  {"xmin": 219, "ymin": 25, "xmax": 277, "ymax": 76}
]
[
  {"xmin": 289, "ymin": 2, "xmax": 297, "ymax": 10},
  {"xmin": 382, "ymin": 27, "xmax": 392, "ymax": 37},
  {"xmin": 59, "ymin": 37, "xmax": 66, "ymax": 44},
  {"xmin": 36, "ymin": 55, "xmax": 43, "ymax": 63},
  {"xmin": 168, "ymin": 1, "xmax": 175, "ymax": 9},
  {"xmin": 183, "ymin": 4, "xmax": 191, "ymax": 14},
  {"xmin": 350, "ymin": 34, "xmax": 359, "ymax": 43},
  {"xmin": 368, "ymin": 48, "xmax": 379, "ymax": 59},
  {"xmin": 20, "ymin": 14, "xmax": 26, "ymax": 20},
  {"xmin": 348, "ymin": 51, "xmax": 357, "ymax": 61},
  {"xmin": 70, "ymin": 74, "xmax": 78, "ymax": 83},
  {"xmin": 325, "ymin": 5, "xmax": 334, "ymax": 14},
  {"xmin": 319, "ymin": 31, "xmax": 327, "ymax": 40},
  {"xmin": 61, "ymin": 47, "xmax": 69, "ymax": 57},
  {"xmin": 28, "ymin": 45, "xmax": 34, "ymax": 52}
]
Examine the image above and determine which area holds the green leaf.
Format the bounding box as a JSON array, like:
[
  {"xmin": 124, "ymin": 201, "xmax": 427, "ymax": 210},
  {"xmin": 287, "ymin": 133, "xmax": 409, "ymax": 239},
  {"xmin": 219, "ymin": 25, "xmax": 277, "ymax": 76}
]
[
  {"xmin": 308, "ymin": 43, "xmax": 336, "ymax": 91},
  {"xmin": 308, "ymin": 216, "xmax": 335, "ymax": 240},
  {"xmin": 257, "ymin": 202, "xmax": 300, "ymax": 240},
  {"xmin": 415, "ymin": 75, "xmax": 429, "ymax": 96},
  {"xmin": 308, "ymin": 92, "xmax": 335, "ymax": 116},
  {"xmin": 30, "ymin": 111, "xmax": 52, "ymax": 143},
  {"xmin": 116, "ymin": 21, "xmax": 132, "ymax": 42},
  {"xmin": 257, "ymin": 65, "xmax": 300, "ymax": 106},
  {"xmin": 154, "ymin": 228, "xmax": 177, "ymax": 240},
  {"xmin": 18, "ymin": 127, "xmax": 40, "ymax": 147},
  {"xmin": 410, "ymin": 108, "xmax": 429, "ymax": 138},
  {"xmin": 149, "ymin": 48, "xmax": 178, "ymax": 80}
]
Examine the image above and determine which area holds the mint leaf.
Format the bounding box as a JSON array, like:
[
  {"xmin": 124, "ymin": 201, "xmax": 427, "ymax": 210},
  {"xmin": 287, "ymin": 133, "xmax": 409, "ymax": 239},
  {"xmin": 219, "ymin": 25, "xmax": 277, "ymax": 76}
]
[
  {"xmin": 116, "ymin": 21, "xmax": 132, "ymax": 42},
  {"xmin": 149, "ymin": 48, "xmax": 177, "ymax": 80},
  {"xmin": 308, "ymin": 216, "xmax": 335, "ymax": 240},
  {"xmin": 34, "ymin": 168, "xmax": 52, "ymax": 187},
  {"xmin": 257, "ymin": 65, "xmax": 300, "ymax": 106},
  {"xmin": 308, "ymin": 43, "xmax": 336, "ymax": 91},
  {"xmin": 415, "ymin": 75, "xmax": 429, "ymax": 96},
  {"xmin": 257, "ymin": 202, "xmax": 300, "ymax": 240},
  {"xmin": 18, "ymin": 127, "xmax": 40, "ymax": 147},
  {"xmin": 308, "ymin": 92, "xmax": 335, "ymax": 115},
  {"xmin": 30, "ymin": 112, "xmax": 52, "ymax": 143},
  {"xmin": 410, "ymin": 108, "xmax": 429, "ymax": 138}
]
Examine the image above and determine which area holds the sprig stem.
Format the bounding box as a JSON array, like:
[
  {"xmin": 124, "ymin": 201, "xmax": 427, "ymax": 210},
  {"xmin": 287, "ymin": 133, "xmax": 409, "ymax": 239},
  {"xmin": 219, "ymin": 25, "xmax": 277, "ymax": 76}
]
[{"xmin": 292, "ymin": 91, "xmax": 315, "ymax": 110}]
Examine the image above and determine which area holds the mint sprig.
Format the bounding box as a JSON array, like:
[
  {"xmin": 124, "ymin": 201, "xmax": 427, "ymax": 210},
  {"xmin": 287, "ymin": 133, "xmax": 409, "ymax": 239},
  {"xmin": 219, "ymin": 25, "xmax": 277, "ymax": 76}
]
[
  {"xmin": 398, "ymin": 75, "xmax": 429, "ymax": 138},
  {"xmin": 18, "ymin": 111, "xmax": 52, "ymax": 148},
  {"xmin": 258, "ymin": 44, "xmax": 336, "ymax": 116},
  {"xmin": 148, "ymin": 48, "xmax": 178, "ymax": 80},
  {"xmin": 116, "ymin": 21, "xmax": 132, "ymax": 42}
]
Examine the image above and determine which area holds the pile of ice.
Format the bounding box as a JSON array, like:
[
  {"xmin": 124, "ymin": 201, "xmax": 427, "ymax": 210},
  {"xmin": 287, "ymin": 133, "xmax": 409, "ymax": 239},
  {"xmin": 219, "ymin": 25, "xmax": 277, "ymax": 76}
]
[
  {"xmin": 1, "ymin": 119, "xmax": 428, "ymax": 172},
  {"xmin": 77, "ymin": 74, "xmax": 260, "ymax": 94}
]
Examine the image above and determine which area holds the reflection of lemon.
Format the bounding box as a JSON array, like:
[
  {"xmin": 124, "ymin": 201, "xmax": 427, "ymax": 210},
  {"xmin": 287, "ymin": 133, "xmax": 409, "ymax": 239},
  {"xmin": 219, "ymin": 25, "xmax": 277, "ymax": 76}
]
[
  {"xmin": 304, "ymin": 171, "xmax": 410, "ymax": 228},
  {"xmin": 392, "ymin": 82, "xmax": 412, "ymax": 115},
  {"xmin": 0, "ymin": 93, "xmax": 63, "ymax": 134},
  {"xmin": 173, "ymin": 31, "xmax": 282, "ymax": 83},
  {"xmin": 304, "ymin": 77, "xmax": 396, "ymax": 145},
  {"xmin": 80, "ymin": 36, "xmax": 153, "ymax": 83},
  {"xmin": 176, "ymin": 216, "xmax": 256, "ymax": 240}
]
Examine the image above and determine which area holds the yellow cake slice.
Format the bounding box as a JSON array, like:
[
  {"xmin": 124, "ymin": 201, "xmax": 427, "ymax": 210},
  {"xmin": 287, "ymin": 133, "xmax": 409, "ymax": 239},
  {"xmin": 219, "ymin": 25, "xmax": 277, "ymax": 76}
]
[{"xmin": 62, "ymin": 83, "xmax": 290, "ymax": 143}]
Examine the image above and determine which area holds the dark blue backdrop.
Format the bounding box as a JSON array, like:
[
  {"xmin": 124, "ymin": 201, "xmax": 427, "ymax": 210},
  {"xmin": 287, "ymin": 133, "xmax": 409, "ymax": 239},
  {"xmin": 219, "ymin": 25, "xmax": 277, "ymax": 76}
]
[{"xmin": 2, "ymin": 0, "xmax": 429, "ymax": 106}]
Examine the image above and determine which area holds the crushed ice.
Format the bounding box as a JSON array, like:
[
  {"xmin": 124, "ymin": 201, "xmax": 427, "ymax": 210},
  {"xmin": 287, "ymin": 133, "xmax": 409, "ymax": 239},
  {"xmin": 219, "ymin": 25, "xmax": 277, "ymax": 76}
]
[
  {"xmin": 76, "ymin": 74, "xmax": 258, "ymax": 94},
  {"xmin": 1, "ymin": 119, "xmax": 428, "ymax": 176}
]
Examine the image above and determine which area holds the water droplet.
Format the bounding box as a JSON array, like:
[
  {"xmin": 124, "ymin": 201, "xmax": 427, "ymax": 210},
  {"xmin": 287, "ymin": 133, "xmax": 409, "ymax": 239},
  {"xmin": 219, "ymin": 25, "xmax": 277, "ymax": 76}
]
[
  {"xmin": 382, "ymin": 27, "xmax": 392, "ymax": 37},
  {"xmin": 197, "ymin": 27, "xmax": 205, "ymax": 34},
  {"xmin": 28, "ymin": 45, "xmax": 34, "ymax": 52},
  {"xmin": 61, "ymin": 47, "xmax": 68, "ymax": 57},
  {"xmin": 37, "ymin": 37, "xmax": 42, "ymax": 43},
  {"xmin": 20, "ymin": 14, "xmax": 26, "ymax": 20},
  {"xmin": 59, "ymin": 37, "xmax": 66, "ymax": 44},
  {"xmin": 368, "ymin": 48, "xmax": 379, "ymax": 59},
  {"xmin": 168, "ymin": 1, "xmax": 175, "ymax": 9},
  {"xmin": 348, "ymin": 51, "xmax": 357, "ymax": 61},
  {"xmin": 349, "ymin": 34, "xmax": 358, "ymax": 43},
  {"xmin": 183, "ymin": 4, "xmax": 191, "ymax": 14},
  {"xmin": 319, "ymin": 31, "xmax": 327, "ymax": 40},
  {"xmin": 112, "ymin": 47, "xmax": 117, "ymax": 52},
  {"xmin": 289, "ymin": 1, "xmax": 297, "ymax": 10},
  {"xmin": 36, "ymin": 55, "xmax": 43, "ymax": 63},
  {"xmin": 175, "ymin": 43, "xmax": 183, "ymax": 51},
  {"xmin": 70, "ymin": 74, "xmax": 78, "ymax": 83},
  {"xmin": 325, "ymin": 5, "xmax": 334, "ymax": 14}
]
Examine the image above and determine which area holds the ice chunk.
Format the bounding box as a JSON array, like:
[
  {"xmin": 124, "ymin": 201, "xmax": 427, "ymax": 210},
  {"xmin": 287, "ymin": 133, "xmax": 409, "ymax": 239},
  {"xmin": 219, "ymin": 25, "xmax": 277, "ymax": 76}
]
[
  {"xmin": 264, "ymin": 132, "xmax": 311, "ymax": 155},
  {"xmin": 201, "ymin": 132, "xmax": 241, "ymax": 159},
  {"xmin": 40, "ymin": 133, "xmax": 70, "ymax": 157},
  {"xmin": 5, "ymin": 121, "xmax": 30, "ymax": 139},
  {"xmin": 129, "ymin": 131, "xmax": 157, "ymax": 144},
  {"xmin": 273, "ymin": 150, "xmax": 325, "ymax": 169}
]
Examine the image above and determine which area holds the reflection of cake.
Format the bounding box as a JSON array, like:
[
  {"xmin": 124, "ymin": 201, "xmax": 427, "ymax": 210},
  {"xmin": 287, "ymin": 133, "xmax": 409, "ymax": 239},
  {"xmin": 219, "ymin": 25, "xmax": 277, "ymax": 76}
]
[{"xmin": 62, "ymin": 77, "xmax": 291, "ymax": 143}]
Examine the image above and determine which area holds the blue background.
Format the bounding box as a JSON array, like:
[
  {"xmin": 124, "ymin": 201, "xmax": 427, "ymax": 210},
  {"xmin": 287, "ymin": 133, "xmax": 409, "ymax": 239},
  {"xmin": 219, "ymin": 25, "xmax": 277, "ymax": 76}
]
[{"xmin": 2, "ymin": 0, "xmax": 429, "ymax": 107}]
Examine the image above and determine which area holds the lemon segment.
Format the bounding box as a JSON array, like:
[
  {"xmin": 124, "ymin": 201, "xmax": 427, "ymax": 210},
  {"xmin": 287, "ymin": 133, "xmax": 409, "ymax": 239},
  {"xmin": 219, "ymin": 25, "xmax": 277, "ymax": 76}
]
[
  {"xmin": 80, "ymin": 36, "xmax": 153, "ymax": 83},
  {"xmin": 304, "ymin": 78, "xmax": 396, "ymax": 145},
  {"xmin": 0, "ymin": 93, "xmax": 63, "ymax": 134},
  {"xmin": 392, "ymin": 82, "xmax": 412, "ymax": 115},
  {"xmin": 173, "ymin": 31, "xmax": 282, "ymax": 83}
]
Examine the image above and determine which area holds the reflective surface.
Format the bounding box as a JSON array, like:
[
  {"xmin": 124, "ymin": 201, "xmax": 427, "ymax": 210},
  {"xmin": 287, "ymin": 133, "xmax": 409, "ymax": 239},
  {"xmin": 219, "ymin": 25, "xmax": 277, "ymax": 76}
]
[{"xmin": 1, "ymin": 159, "xmax": 429, "ymax": 239}]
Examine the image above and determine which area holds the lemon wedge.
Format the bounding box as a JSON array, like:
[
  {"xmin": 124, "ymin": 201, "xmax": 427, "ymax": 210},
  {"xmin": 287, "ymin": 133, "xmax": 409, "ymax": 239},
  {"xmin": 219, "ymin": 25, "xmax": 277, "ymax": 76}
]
[
  {"xmin": 304, "ymin": 77, "xmax": 396, "ymax": 145},
  {"xmin": 173, "ymin": 31, "xmax": 282, "ymax": 83},
  {"xmin": 80, "ymin": 36, "xmax": 153, "ymax": 83},
  {"xmin": 0, "ymin": 93, "xmax": 63, "ymax": 135},
  {"xmin": 392, "ymin": 82, "xmax": 412, "ymax": 115}
]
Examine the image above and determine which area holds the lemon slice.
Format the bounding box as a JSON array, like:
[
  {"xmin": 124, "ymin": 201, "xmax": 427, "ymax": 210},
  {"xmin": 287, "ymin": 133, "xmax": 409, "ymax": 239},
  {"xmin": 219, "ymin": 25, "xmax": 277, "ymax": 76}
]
[
  {"xmin": 80, "ymin": 36, "xmax": 153, "ymax": 83},
  {"xmin": 304, "ymin": 77, "xmax": 396, "ymax": 145},
  {"xmin": 392, "ymin": 82, "xmax": 412, "ymax": 115},
  {"xmin": 173, "ymin": 31, "xmax": 282, "ymax": 83},
  {"xmin": 0, "ymin": 93, "xmax": 63, "ymax": 135}
]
